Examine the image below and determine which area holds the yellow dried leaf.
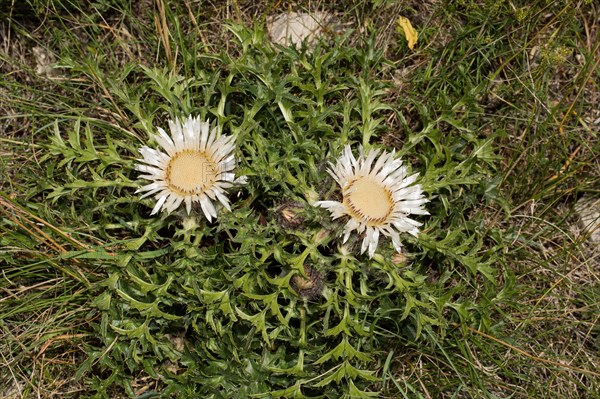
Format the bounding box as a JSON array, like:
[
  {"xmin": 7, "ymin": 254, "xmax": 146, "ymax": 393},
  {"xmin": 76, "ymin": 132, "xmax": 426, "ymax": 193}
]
[{"xmin": 397, "ymin": 16, "xmax": 418, "ymax": 50}]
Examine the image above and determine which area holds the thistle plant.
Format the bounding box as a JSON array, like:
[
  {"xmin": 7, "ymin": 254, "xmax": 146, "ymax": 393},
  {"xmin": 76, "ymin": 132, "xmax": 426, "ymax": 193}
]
[
  {"xmin": 135, "ymin": 116, "xmax": 244, "ymax": 218},
  {"xmin": 314, "ymin": 145, "xmax": 429, "ymax": 258},
  {"xmin": 32, "ymin": 21, "xmax": 506, "ymax": 399}
]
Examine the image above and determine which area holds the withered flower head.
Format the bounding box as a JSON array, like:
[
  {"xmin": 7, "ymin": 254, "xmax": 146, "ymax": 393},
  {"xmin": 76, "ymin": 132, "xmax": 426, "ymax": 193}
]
[
  {"xmin": 276, "ymin": 200, "xmax": 306, "ymax": 229},
  {"xmin": 291, "ymin": 265, "xmax": 325, "ymax": 299}
]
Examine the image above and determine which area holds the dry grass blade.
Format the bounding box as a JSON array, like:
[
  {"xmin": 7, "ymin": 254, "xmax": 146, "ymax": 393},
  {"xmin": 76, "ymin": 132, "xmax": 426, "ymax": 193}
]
[{"xmin": 0, "ymin": 192, "xmax": 91, "ymax": 286}]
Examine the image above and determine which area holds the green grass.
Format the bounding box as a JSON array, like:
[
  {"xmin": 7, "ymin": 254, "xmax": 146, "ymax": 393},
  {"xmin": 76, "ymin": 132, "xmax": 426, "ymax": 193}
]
[{"xmin": 1, "ymin": 0, "xmax": 599, "ymax": 398}]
